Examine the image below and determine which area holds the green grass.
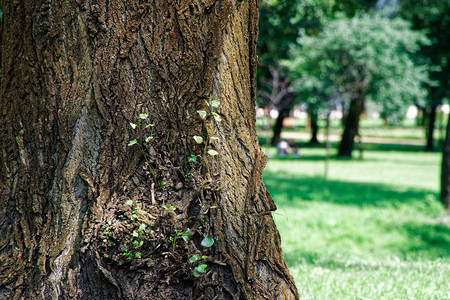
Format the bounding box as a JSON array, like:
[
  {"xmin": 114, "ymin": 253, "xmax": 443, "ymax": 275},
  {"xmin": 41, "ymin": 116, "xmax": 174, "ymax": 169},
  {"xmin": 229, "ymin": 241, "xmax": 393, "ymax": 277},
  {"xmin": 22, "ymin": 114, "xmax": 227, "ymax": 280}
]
[{"xmin": 263, "ymin": 148, "xmax": 450, "ymax": 299}]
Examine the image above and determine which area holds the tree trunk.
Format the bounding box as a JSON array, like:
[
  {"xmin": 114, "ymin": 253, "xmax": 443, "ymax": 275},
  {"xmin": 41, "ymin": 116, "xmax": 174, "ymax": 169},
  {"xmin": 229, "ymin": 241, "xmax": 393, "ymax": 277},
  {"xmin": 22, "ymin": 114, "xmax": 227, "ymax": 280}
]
[
  {"xmin": 309, "ymin": 108, "xmax": 319, "ymax": 144},
  {"xmin": 0, "ymin": 1, "xmax": 298, "ymax": 299},
  {"xmin": 440, "ymin": 115, "xmax": 450, "ymax": 211},
  {"xmin": 271, "ymin": 108, "xmax": 289, "ymax": 146},
  {"xmin": 270, "ymin": 93, "xmax": 295, "ymax": 146},
  {"xmin": 425, "ymin": 106, "xmax": 437, "ymax": 152},
  {"xmin": 338, "ymin": 94, "xmax": 364, "ymax": 157}
]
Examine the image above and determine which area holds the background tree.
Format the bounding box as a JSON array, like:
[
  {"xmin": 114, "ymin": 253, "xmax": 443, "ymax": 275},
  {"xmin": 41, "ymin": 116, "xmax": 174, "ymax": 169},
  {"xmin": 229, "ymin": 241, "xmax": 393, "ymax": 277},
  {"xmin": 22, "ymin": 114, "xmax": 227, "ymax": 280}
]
[
  {"xmin": 258, "ymin": 0, "xmax": 377, "ymax": 146},
  {"xmin": 0, "ymin": 1, "xmax": 298, "ymax": 299},
  {"xmin": 399, "ymin": 0, "xmax": 450, "ymax": 151},
  {"xmin": 285, "ymin": 14, "xmax": 430, "ymax": 157}
]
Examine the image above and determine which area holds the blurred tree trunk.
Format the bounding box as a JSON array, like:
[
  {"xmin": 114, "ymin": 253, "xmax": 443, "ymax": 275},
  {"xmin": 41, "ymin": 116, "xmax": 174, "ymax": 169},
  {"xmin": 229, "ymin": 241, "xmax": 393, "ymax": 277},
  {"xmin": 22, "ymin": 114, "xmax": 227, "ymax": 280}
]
[
  {"xmin": 425, "ymin": 106, "xmax": 437, "ymax": 151},
  {"xmin": 309, "ymin": 108, "xmax": 319, "ymax": 144},
  {"xmin": 271, "ymin": 107, "xmax": 289, "ymax": 146},
  {"xmin": 0, "ymin": 1, "xmax": 298, "ymax": 299},
  {"xmin": 338, "ymin": 93, "xmax": 364, "ymax": 157},
  {"xmin": 271, "ymin": 93, "xmax": 295, "ymax": 146},
  {"xmin": 440, "ymin": 116, "xmax": 450, "ymax": 211}
]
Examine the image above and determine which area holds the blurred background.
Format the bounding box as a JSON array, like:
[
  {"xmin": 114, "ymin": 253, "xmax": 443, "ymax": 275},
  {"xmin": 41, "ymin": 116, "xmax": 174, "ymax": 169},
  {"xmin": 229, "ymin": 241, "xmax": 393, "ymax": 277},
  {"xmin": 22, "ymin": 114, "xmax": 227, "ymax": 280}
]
[{"xmin": 257, "ymin": 0, "xmax": 450, "ymax": 298}]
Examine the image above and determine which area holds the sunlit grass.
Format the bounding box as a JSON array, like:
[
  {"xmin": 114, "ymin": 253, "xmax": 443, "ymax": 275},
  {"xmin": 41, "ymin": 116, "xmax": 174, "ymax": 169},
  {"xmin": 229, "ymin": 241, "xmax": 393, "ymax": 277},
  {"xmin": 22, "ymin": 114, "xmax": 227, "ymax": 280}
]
[{"xmin": 263, "ymin": 148, "xmax": 450, "ymax": 299}]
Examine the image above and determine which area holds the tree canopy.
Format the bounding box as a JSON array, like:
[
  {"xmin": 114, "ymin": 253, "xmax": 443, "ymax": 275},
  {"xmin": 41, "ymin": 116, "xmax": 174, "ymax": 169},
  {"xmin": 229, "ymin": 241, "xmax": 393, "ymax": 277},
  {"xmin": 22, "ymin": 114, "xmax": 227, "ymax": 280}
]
[{"xmin": 285, "ymin": 13, "xmax": 430, "ymax": 124}]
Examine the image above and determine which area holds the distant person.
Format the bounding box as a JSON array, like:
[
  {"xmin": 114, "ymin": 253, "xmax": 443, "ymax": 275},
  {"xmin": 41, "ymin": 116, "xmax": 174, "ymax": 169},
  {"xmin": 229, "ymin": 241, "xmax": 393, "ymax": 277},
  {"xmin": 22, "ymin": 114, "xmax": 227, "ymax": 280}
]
[{"xmin": 277, "ymin": 140, "xmax": 291, "ymax": 156}]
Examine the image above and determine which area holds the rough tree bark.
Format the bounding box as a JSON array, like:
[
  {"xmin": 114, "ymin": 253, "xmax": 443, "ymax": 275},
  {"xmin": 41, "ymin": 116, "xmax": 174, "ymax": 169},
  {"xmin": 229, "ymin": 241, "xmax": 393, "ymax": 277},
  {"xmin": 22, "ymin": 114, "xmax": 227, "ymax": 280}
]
[
  {"xmin": 440, "ymin": 116, "xmax": 450, "ymax": 211},
  {"xmin": 0, "ymin": 1, "xmax": 298, "ymax": 299},
  {"xmin": 338, "ymin": 92, "xmax": 364, "ymax": 157}
]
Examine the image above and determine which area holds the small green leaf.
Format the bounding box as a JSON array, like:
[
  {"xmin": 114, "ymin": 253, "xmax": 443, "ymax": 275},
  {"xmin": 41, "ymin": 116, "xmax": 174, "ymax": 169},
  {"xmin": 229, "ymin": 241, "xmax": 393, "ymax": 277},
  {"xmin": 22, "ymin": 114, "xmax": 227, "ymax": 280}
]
[
  {"xmin": 126, "ymin": 200, "xmax": 133, "ymax": 206},
  {"xmin": 128, "ymin": 139, "xmax": 137, "ymax": 146},
  {"xmin": 130, "ymin": 123, "xmax": 137, "ymax": 129},
  {"xmin": 197, "ymin": 110, "xmax": 207, "ymax": 119},
  {"xmin": 139, "ymin": 223, "xmax": 146, "ymax": 231},
  {"xmin": 193, "ymin": 136, "xmax": 204, "ymax": 144},
  {"xmin": 195, "ymin": 264, "xmax": 207, "ymax": 273},
  {"xmin": 210, "ymin": 136, "xmax": 219, "ymax": 140},
  {"xmin": 182, "ymin": 229, "xmax": 191, "ymax": 243},
  {"xmin": 189, "ymin": 254, "xmax": 200, "ymax": 263},
  {"xmin": 139, "ymin": 113, "xmax": 148, "ymax": 120},
  {"xmin": 211, "ymin": 99, "xmax": 220, "ymax": 108},
  {"xmin": 163, "ymin": 205, "xmax": 175, "ymax": 211},
  {"xmin": 193, "ymin": 269, "xmax": 200, "ymax": 277},
  {"xmin": 145, "ymin": 123, "xmax": 154, "ymax": 128},
  {"xmin": 188, "ymin": 154, "xmax": 197, "ymax": 162},
  {"xmin": 207, "ymin": 149, "xmax": 218, "ymax": 156},
  {"xmin": 212, "ymin": 112, "xmax": 222, "ymax": 122},
  {"xmin": 135, "ymin": 252, "xmax": 142, "ymax": 258},
  {"xmin": 145, "ymin": 136, "xmax": 153, "ymax": 143},
  {"xmin": 132, "ymin": 231, "xmax": 139, "ymax": 237},
  {"xmin": 201, "ymin": 237, "xmax": 214, "ymax": 247}
]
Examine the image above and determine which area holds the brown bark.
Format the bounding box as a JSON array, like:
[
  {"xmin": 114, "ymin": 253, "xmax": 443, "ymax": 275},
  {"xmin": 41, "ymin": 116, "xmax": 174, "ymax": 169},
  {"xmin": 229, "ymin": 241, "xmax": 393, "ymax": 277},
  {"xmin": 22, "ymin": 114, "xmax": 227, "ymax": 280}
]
[
  {"xmin": 440, "ymin": 115, "xmax": 450, "ymax": 211},
  {"xmin": 338, "ymin": 93, "xmax": 364, "ymax": 157},
  {"xmin": 0, "ymin": 1, "xmax": 298, "ymax": 299}
]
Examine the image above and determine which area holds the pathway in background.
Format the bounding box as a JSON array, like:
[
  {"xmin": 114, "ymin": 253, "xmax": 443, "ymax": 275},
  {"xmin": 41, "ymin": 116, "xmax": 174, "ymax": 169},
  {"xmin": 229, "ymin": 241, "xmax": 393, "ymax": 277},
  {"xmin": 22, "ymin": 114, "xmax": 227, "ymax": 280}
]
[{"xmin": 280, "ymin": 131, "xmax": 426, "ymax": 146}]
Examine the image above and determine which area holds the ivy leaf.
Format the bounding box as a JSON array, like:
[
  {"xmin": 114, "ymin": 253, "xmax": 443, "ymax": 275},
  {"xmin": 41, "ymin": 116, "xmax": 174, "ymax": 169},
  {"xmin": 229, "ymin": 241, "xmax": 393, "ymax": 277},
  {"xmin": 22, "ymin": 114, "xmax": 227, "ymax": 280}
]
[
  {"xmin": 197, "ymin": 110, "xmax": 207, "ymax": 119},
  {"xmin": 207, "ymin": 149, "xmax": 218, "ymax": 156},
  {"xmin": 212, "ymin": 112, "xmax": 222, "ymax": 122},
  {"xmin": 188, "ymin": 154, "xmax": 197, "ymax": 162},
  {"xmin": 182, "ymin": 229, "xmax": 191, "ymax": 243},
  {"xmin": 201, "ymin": 237, "xmax": 214, "ymax": 247},
  {"xmin": 130, "ymin": 123, "xmax": 137, "ymax": 129},
  {"xmin": 193, "ymin": 136, "xmax": 203, "ymax": 144},
  {"xmin": 139, "ymin": 113, "xmax": 148, "ymax": 120},
  {"xmin": 195, "ymin": 264, "xmax": 207, "ymax": 274},
  {"xmin": 128, "ymin": 139, "xmax": 137, "ymax": 146},
  {"xmin": 211, "ymin": 99, "xmax": 220, "ymax": 108}
]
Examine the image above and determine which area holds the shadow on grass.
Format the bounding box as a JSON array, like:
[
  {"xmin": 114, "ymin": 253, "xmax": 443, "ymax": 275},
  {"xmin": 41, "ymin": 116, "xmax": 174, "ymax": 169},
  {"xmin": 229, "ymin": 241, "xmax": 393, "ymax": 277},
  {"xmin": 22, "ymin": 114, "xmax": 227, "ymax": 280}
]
[
  {"xmin": 263, "ymin": 172, "xmax": 437, "ymax": 208},
  {"xmin": 258, "ymin": 136, "xmax": 432, "ymax": 152},
  {"xmin": 268, "ymin": 154, "xmax": 437, "ymax": 167},
  {"xmin": 402, "ymin": 221, "xmax": 450, "ymax": 257}
]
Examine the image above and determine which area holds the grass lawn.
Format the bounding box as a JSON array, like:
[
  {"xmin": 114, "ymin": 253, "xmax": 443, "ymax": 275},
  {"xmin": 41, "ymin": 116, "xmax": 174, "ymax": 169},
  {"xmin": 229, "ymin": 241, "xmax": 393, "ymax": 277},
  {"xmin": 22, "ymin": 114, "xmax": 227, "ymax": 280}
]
[{"xmin": 262, "ymin": 147, "xmax": 450, "ymax": 299}]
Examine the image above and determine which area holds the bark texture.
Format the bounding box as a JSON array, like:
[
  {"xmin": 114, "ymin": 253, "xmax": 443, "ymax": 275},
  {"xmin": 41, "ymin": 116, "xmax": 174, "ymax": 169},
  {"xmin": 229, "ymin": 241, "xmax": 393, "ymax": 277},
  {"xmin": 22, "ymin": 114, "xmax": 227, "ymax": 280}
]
[
  {"xmin": 0, "ymin": 1, "xmax": 298, "ymax": 299},
  {"xmin": 338, "ymin": 93, "xmax": 364, "ymax": 157}
]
